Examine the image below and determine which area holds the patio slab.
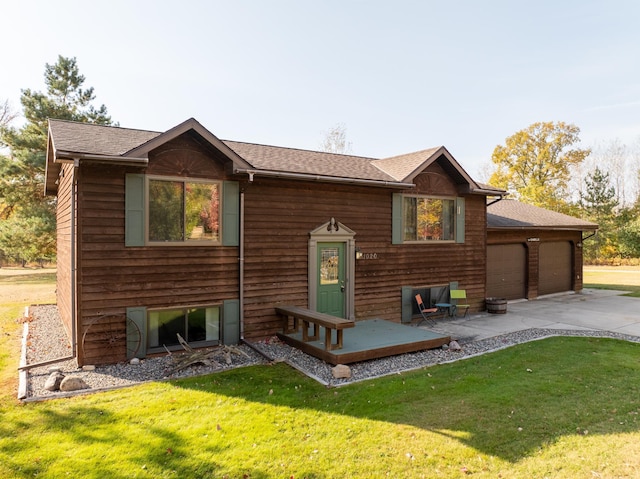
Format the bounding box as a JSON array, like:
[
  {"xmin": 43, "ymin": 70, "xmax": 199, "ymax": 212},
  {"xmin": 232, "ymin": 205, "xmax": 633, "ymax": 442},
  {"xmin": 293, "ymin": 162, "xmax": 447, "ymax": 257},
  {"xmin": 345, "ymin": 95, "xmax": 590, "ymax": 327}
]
[{"xmin": 426, "ymin": 289, "xmax": 640, "ymax": 342}]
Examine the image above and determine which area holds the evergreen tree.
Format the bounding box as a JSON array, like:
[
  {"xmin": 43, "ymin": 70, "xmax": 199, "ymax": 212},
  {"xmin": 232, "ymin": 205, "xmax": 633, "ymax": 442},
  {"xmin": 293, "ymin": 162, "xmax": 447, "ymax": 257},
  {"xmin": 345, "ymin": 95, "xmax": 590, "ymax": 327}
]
[
  {"xmin": 579, "ymin": 167, "xmax": 619, "ymax": 261},
  {"xmin": 0, "ymin": 55, "xmax": 114, "ymax": 265},
  {"xmin": 619, "ymin": 218, "xmax": 640, "ymax": 258}
]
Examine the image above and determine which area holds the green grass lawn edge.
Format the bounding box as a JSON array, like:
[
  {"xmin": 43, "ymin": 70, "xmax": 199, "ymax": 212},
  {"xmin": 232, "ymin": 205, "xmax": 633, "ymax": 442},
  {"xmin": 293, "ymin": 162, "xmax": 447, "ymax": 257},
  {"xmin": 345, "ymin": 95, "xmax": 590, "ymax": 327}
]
[
  {"xmin": 2, "ymin": 271, "xmax": 640, "ymax": 478},
  {"xmin": 2, "ymin": 336, "xmax": 640, "ymax": 478}
]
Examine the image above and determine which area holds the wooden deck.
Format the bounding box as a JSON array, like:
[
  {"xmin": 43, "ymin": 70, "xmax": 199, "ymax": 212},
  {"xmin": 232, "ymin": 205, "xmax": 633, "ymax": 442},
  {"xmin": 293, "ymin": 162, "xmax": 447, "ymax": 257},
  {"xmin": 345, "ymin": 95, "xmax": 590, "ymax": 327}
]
[{"xmin": 277, "ymin": 319, "xmax": 450, "ymax": 365}]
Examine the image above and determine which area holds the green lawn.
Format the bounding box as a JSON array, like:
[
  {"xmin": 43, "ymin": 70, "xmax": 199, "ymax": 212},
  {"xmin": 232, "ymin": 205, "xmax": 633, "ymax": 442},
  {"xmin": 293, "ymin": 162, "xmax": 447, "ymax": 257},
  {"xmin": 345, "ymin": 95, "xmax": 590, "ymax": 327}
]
[
  {"xmin": 584, "ymin": 265, "xmax": 640, "ymax": 297},
  {"xmin": 0, "ymin": 268, "xmax": 56, "ymax": 404},
  {"xmin": 1, "ymin": 268, "xmax": 639, "ymax": 478}
]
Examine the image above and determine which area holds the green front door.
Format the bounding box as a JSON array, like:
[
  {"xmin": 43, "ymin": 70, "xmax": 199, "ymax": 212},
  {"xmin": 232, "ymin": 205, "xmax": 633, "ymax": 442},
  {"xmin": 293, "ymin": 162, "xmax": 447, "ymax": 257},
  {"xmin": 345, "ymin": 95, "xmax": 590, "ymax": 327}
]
[{"xmin": 317, "ymin": 242, "xmax": 345, "ymax": 318}]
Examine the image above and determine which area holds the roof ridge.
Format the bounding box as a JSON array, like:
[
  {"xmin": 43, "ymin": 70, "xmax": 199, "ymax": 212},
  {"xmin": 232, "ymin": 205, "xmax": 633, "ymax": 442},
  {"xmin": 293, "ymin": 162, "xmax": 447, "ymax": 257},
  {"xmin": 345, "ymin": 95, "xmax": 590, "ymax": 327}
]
[
  {"xmin": 222, "ymin": 139, "xmax": 379, "ymax": 161},
  {"xmin": 48, "ymin": 120, "xmax": 435, "ymax": 164}
]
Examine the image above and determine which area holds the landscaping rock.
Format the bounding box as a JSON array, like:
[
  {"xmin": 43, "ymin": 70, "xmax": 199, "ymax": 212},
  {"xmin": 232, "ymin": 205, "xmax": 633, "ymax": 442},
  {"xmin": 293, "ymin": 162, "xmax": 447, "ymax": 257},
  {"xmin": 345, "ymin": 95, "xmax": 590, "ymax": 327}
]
[
  {"xmin": 449, "ymin": 340, "xmax": 462, "ymax": 351},
  {"xmin": 44, "ymin": 371, "xmax": 65, "ymax": 391},
  {"xmin": 59, "ymin": 376, "xmax": 90, "ymax": 392},
  {"xmin": 332, "ymin": 364, "xmax": 352, "ymax": 379}
]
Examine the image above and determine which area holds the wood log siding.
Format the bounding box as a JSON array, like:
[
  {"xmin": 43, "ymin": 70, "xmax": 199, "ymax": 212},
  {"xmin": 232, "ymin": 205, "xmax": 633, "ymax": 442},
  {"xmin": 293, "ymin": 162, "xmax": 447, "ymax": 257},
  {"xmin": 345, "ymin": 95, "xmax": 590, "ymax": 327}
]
[
  {"xmin": 70, "ymin": 142, "xmax": 488, "ymax": 361},
  {"xmin": 241, "ymin": 177, "xmax": 487, "ymax": 340},
  {"xmin": 75, "ymin": 164, "xmax": 239, "ymax": 365},
  {"xmin": 55, "ymin": 163, "xmax": 75, "ymax": 346}
]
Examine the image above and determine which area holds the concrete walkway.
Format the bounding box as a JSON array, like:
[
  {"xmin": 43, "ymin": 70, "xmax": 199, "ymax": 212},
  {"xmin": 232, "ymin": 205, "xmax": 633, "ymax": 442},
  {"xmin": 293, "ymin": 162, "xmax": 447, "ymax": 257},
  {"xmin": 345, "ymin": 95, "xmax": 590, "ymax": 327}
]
[{"xmin": 427, "ymin": 288, "xmax": 640, "ymax": 342}]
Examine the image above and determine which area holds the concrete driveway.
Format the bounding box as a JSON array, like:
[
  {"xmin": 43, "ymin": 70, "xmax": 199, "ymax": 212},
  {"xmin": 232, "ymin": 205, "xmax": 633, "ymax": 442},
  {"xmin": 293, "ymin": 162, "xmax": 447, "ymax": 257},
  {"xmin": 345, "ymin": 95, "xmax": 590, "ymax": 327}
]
[{"xmin": 428, "ymin": 289, "xmax": 640, "ymax": 342}]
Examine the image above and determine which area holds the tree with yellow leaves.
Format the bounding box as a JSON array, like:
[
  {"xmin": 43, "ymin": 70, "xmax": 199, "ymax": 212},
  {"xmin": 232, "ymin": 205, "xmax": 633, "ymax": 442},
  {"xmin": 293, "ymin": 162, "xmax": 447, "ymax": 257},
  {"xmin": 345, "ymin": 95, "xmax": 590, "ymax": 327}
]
[{"xmin": 489, "ymin": 121, "xmax": 590, "ymax": 211}]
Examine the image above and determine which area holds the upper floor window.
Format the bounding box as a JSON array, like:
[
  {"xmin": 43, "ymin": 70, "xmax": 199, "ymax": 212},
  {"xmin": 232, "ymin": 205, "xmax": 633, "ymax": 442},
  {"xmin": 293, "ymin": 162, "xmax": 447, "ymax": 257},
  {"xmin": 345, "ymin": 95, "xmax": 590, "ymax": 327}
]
[
  {"xmin": 126, "ymin": 174, "xmax": 239, "ymax": 247},
  {"xmin": 148, "ymin": 177, "xmax": 221, "ymax": 244},
  {"xmin": 402, "ymin": 196, "xmax": 455, "ymax": 242}
]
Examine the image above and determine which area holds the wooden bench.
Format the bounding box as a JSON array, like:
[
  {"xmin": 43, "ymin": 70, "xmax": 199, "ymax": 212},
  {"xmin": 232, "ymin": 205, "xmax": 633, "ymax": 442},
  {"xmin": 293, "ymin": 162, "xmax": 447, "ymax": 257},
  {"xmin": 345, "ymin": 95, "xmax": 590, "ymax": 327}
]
[{"xmin": 275, "ymin": 305, "xmax": 355, "ymax": 351}]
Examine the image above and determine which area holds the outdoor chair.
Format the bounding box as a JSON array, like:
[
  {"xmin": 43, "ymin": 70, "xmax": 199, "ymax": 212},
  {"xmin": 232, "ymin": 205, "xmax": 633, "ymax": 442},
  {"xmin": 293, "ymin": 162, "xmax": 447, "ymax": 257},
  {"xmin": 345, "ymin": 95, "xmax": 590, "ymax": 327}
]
[
  {"xmin": 415, "ymin": 293, "xmax": 440, "ymax": 327},
  {"xmin": 450, "ymin": 289, "xmax": 470, "ymax": 318}
]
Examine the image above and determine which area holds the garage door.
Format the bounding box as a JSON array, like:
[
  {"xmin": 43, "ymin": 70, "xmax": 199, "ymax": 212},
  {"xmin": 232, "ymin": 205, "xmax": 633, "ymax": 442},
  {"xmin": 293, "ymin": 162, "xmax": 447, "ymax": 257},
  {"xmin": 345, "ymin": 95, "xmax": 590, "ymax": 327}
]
[
  {"xmin": 539, "ymin": 241, "xmax": 572, "ymax": 296},
  {"xmin": 487, "ymin": 244, "xmax": 526, "ymax": 300}
]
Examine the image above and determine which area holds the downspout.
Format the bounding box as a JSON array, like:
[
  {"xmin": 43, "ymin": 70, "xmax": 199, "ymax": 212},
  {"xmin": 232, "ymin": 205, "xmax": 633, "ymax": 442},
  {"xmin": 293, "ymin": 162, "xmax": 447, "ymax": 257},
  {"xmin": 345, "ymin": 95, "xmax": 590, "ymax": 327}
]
[
  {"xmin": 237, "ymin": 182, "xmax": 274, "ymax": 361},
  {"xmin": 239, "ymin": 188, "xmax": 245, "ymax": 340},
  {"xmin": 70, "ymin": 162, "xmax": 78, "ymax": 359}
]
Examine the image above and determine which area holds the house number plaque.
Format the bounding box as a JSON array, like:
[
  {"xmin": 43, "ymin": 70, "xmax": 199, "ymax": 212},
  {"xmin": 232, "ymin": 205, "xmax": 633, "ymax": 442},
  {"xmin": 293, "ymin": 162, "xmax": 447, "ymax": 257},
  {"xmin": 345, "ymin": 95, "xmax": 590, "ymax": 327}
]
[{"xmin": 361, "ymin": 252, "xmax": 378, "ymax": 260}]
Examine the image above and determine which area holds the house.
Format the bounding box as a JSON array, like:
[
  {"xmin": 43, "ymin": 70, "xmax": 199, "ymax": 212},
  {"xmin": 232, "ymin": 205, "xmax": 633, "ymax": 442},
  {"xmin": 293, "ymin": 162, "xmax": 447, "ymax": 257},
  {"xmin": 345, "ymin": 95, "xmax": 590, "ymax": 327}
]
[
  {"xmin": 487, "ymin": 199, "xmax": 598, "ymax": 300},
  {"xmin": 44, "ymin": 117, "xmax": 537, "ymax": 366}
]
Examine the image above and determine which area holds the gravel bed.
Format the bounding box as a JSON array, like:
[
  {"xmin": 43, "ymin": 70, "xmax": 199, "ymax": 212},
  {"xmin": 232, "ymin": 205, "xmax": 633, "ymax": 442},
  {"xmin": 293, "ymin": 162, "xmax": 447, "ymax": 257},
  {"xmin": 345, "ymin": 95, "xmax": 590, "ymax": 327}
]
[
  {"xmin": 252, "ymin": 327, "xmax": 640, "ymax": 387},
  {"xmin": 24, "ymin": 305, "xmax": 268, "ymax": 400},
  {"xmin": 24, "ymin": 304, "xmax": 640, "ymax": 400}
]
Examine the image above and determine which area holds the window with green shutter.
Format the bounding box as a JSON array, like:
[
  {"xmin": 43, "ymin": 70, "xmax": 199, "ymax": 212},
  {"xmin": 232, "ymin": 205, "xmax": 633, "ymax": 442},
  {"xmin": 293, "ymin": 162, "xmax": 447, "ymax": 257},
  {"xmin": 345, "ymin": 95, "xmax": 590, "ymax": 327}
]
[
  {"xmin": 147, "ymin": 304, "xmax": 221, "ymax": 353},
  {"xmin": 392, "ymin": 194, "xmax": 465, "ymax": 244},
  {"xmin": 128, "ymin": 302, "xmax": 238, "ymax": 355},
  {"xmin": 125, "ymin": 174, "xmax": 239, "ymax": 247}
]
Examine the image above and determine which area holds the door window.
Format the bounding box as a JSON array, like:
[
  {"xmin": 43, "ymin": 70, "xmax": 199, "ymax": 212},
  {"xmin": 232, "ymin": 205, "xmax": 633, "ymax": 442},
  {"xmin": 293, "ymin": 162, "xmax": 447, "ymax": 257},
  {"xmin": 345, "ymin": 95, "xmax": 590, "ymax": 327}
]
[{"xmin": 320, "ymin": 248, "xmax": 339, "ymax": 285}]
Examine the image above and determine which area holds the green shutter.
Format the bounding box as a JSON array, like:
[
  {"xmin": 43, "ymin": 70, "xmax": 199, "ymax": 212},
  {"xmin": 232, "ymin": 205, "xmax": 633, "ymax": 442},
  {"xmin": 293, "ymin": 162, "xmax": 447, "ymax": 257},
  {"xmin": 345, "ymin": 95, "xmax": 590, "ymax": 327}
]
[
  {"xmin": 125, "ymin": 174, "xmax": 145, "ymax": 247},
  {"xmin": 222, "ymin": 299, "xmax": 240, "ymax": 344},
  {"xmin": 222, "ymin": 181, "xmax": 240, "ymax": 246},
  {"xmin": 455, "ymin": 197, "xmax": 465, "ymax": 244},
  {"xmin": 401, "ymin": 286, "xmax": 413, "ymax": 323},
  {"xmin": 392, "ymin": 193, "xmax": 403, "ymax": 245},
  {"xmin": 126, "ymin": 306, "xmax": 147, "ymax": 359}
]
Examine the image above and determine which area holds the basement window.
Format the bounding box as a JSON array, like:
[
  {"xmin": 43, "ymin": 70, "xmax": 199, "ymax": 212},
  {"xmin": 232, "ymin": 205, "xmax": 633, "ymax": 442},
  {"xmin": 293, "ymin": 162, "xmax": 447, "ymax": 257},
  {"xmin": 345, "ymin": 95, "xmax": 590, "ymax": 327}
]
[{"xmin": 147, "ymin": 305, "xmax": 220, "ymax": 352}]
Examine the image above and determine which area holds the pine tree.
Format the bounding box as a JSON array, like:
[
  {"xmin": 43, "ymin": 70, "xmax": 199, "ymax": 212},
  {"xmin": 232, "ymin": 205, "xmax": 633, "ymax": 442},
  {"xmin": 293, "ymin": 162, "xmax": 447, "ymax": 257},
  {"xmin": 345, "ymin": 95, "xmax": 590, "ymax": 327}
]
[
  {"xmin": 0, "ymin": 55, "xmax": 114, "ymax": 265},
  {"xmin": 579, "ymin": 167, "xmax": 619, "ymax": 261}
]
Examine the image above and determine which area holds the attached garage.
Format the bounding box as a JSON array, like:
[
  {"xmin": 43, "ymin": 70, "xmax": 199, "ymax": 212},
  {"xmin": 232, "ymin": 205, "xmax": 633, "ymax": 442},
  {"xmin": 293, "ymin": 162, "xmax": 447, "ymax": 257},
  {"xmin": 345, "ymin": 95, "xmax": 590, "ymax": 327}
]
[
  {"xmin": 539, "ymin": 241, "xmax": 572, "ymax": 295},
  {"xmin": 487, "ymin": 244, "xmax": 526, "ymax": 300},
  {"xmin": 487, "ymin": 199, "xmax": 597, "ymax": 301}
]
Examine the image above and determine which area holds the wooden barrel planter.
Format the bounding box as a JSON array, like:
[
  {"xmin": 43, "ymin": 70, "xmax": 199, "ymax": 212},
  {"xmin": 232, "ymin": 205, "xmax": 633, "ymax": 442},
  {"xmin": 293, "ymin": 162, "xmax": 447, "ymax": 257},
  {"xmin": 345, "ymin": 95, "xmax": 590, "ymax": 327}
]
[{"xmin": 486, "ymin": 297, "xmax": 508, "ymax": 314}]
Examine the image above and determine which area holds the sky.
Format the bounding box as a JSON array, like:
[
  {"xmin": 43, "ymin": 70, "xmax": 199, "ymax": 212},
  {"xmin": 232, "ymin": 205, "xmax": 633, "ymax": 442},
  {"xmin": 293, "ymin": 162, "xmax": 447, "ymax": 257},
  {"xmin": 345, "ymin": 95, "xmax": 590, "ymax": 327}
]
[{"xmin": 2, "ymin": 0, "xmax": 640, "ymax": 178}]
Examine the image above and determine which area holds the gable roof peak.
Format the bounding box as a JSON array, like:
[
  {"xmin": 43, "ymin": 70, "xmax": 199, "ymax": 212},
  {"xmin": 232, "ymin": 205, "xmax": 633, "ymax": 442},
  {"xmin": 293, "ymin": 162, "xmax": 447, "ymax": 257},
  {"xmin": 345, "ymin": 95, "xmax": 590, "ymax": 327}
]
[
  {"xmin": 372, "ymin": 145, "xmax": 482, "ymax": 192},
  {"xmin": 382, "ymin": 145, "xmax": 445, "ymax": 162},
  {"xmin": 123, "ymin": 117, "xmax": 253, "ymax": 169}
]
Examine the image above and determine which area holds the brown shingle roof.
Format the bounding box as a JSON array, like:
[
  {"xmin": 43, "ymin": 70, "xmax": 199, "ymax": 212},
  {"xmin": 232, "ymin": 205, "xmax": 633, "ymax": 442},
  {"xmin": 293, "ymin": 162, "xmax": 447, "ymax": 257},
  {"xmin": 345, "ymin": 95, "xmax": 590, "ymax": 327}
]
[
  {"xmin": 224, "ymin": 140, "xmax": 396, "ymax": 181},
  {"xmin": 487, "ymin": 199, "xmax": 598, "ymax": 230},
  {"xmin": 49, "ymin": 119, "xmax": 160, "ymax": 155},
  {"xmin": 46, "ymin": 118, "xmax": 493, "ymax": 194},
  {"xmin": 47, "ymin": 119, "xmax": 440, "ymax": 183},
  {"xmin": 373, "ymin": 147, "xmax": 442, "ymax": 181}
]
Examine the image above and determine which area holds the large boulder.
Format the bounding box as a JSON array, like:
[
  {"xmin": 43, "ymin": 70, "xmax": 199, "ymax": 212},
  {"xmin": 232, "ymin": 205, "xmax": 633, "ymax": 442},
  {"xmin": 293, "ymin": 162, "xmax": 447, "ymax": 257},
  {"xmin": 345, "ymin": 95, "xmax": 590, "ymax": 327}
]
[
  {"xmin": 44, "ymin": 371, "xmax": 65, "ymax": 392},
  {"xmin": 59, "ymin": 376, "xmax": 90, "ymax": 392},
  {"xmin": 332, "ymin": 364, "xmax": 352, "ymax": 379}
]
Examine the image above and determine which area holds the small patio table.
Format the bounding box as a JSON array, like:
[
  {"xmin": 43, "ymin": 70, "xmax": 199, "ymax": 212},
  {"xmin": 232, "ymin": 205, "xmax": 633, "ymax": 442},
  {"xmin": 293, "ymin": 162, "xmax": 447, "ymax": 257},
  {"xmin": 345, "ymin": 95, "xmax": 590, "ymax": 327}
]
[{"xmin": 434, "ymin": 303, "xmax": 453, "ymax": 317}]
